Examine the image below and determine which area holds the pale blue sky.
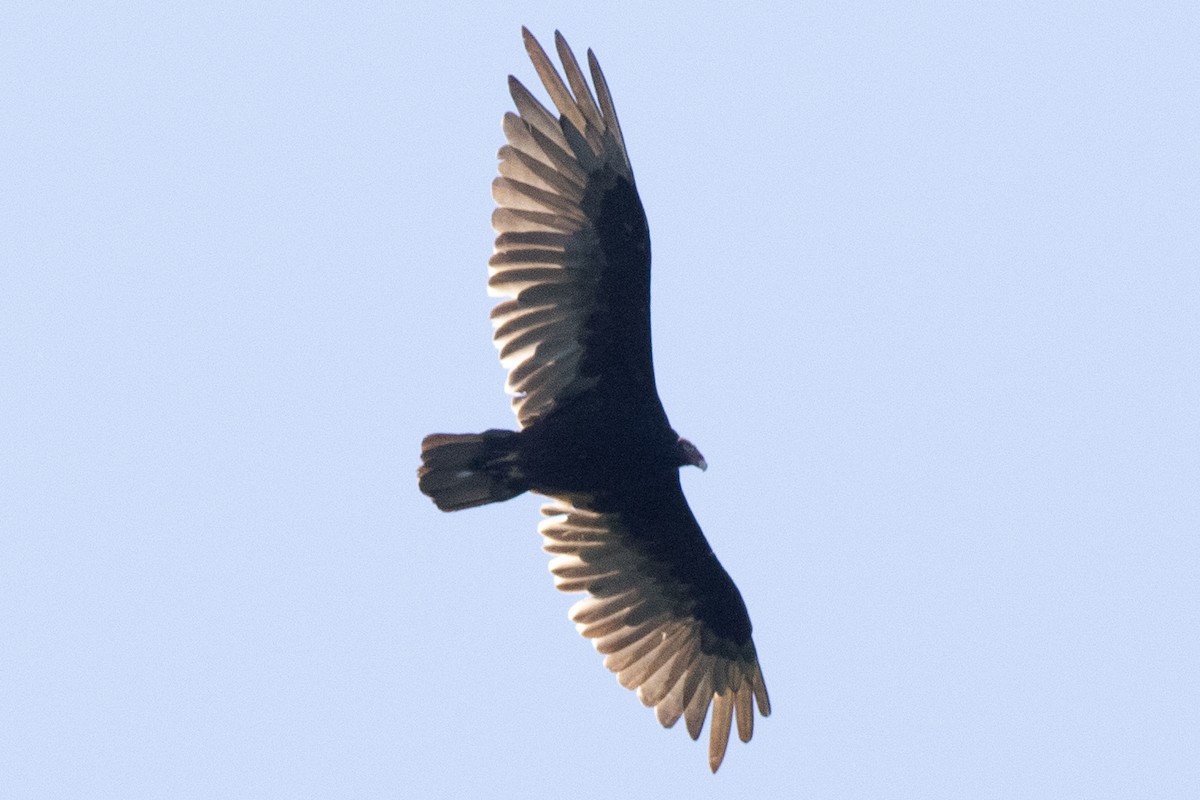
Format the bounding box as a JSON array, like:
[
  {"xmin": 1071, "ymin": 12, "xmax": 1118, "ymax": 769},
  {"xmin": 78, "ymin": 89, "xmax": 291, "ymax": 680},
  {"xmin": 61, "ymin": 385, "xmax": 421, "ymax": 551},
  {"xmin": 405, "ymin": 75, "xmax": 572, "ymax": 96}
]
[{"xmin": 4, "ymin": 2, "xmax": 1198, "ymax": 798}]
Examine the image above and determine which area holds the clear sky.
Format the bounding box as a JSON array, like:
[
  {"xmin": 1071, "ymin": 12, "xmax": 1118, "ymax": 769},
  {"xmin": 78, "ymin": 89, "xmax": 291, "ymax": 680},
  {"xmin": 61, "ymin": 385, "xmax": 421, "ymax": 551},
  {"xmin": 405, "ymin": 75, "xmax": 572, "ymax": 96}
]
[{"xmin": 4, "ymin": 2, "xmax": 1198, "ymax": 798}]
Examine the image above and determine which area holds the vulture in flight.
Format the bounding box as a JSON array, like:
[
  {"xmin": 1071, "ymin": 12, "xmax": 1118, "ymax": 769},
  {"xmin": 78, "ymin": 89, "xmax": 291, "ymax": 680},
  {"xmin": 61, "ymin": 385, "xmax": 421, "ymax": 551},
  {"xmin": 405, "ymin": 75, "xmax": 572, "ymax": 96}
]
[{"xmin": 418, "ymin": 28, "xmax": 770, "ymax": 772}]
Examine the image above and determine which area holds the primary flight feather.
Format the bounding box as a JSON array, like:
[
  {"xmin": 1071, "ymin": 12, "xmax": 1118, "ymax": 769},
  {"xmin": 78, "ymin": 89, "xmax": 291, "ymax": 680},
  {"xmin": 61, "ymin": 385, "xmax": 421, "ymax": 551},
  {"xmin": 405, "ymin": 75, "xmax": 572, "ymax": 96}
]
[{"xmin": 418, "ymin": 28, "xmax": 769, "ymax": 772}]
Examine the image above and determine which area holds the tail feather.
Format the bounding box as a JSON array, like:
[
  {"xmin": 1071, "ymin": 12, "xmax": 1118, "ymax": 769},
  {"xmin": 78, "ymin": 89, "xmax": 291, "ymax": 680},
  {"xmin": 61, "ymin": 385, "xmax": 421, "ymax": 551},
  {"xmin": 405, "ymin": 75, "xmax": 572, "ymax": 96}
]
[{"xmin": 418, "ymin": 429, "xmax": 526, "ymax": 511}]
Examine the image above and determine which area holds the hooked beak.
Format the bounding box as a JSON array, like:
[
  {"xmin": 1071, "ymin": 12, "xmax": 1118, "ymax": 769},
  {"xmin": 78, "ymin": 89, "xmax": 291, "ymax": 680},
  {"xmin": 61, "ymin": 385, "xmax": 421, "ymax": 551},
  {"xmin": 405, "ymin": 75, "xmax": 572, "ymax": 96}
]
[{"xmin": 677, "ymin": 436, "xmax": 707, "ymax": 471}]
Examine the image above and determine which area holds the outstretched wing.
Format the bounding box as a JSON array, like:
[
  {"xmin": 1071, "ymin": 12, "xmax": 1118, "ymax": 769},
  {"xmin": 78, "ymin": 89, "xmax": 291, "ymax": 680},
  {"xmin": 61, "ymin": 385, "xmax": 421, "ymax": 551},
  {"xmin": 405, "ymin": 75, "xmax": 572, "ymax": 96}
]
[
  {"xmin": 489, "ymin": 28, "xmax": 663, "ymax": 429},
  {"xmin": 538, "ymin": 480, "xmax": 771, "ymax": 773}
]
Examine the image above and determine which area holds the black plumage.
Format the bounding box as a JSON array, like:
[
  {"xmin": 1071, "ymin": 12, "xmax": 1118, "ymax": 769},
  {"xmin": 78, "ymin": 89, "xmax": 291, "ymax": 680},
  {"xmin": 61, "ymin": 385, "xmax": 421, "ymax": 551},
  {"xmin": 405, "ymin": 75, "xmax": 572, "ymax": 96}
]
[{"xmin": 418, "ymin": 28, "xmax": 769, "ymax": 772}]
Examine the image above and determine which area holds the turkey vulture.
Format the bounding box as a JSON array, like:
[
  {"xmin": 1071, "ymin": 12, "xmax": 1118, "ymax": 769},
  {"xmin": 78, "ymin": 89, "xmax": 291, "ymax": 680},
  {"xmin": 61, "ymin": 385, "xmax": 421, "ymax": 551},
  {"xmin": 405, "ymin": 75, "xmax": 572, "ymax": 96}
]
[{"xmin": 418, "ymin": 28, "xmax": 769, "ymax": 772}]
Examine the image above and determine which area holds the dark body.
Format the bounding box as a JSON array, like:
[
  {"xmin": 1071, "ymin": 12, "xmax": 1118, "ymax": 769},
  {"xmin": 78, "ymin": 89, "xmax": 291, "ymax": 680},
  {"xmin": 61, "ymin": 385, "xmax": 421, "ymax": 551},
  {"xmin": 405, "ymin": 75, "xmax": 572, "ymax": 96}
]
[{"xmin": 516, "ymin": 399, "xmax": 753, "ymax": 647}]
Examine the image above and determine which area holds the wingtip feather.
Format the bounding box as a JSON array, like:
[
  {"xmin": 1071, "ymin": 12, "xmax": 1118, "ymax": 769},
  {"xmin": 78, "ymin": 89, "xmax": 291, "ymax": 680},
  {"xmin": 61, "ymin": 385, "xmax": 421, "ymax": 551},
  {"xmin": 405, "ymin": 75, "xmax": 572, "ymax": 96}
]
[{"xmin": 708, "ymin": 688, "xmax": 734, "ymax": 773}]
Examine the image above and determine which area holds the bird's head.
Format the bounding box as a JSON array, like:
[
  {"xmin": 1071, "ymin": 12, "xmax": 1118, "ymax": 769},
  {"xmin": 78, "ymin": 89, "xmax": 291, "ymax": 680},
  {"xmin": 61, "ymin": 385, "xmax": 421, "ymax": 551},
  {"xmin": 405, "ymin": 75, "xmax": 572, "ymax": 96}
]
[{"xmin": 675, "ymin": 436, "xmax": 708, "ymax": 471}]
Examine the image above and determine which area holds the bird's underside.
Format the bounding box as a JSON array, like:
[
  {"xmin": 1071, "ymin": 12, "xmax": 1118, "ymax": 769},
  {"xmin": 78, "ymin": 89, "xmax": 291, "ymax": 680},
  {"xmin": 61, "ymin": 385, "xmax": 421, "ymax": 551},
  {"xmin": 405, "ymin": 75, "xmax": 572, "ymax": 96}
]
[{"xmin": 418, "ymin": 28, "xmax": 769, "ymax": 773}]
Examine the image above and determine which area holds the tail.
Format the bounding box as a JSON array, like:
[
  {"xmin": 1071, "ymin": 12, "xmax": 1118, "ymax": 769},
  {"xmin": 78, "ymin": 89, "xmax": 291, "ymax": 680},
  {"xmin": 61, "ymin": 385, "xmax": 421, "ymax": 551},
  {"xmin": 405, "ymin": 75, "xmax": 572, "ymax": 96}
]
[{"xmin": 418, "ymin": 429, "xmax": 527, "ymax": 512}]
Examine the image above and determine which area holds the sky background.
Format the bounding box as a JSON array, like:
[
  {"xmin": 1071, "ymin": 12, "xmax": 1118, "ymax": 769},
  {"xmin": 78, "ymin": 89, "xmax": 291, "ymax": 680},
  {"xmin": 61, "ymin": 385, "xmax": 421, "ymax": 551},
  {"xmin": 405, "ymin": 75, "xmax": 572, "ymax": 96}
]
[{"xmin": 4, "ymin": 2, "xmax": 1198, "ymax": 798}]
